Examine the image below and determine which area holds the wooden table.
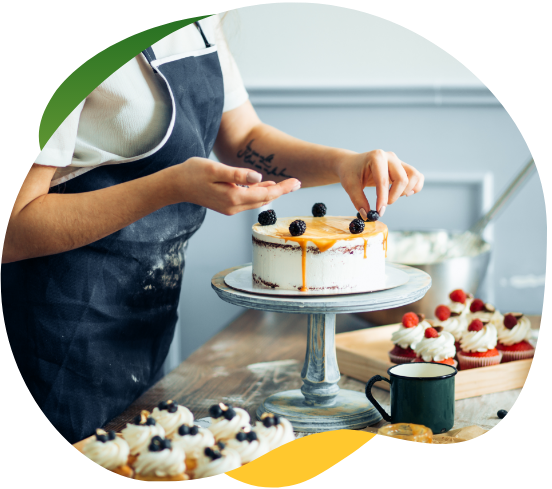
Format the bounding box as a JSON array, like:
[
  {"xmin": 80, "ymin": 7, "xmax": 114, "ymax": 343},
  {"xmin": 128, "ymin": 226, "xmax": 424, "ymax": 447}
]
[{"xmin": 105, "ymin": 311, "xmax": 534, "ymax": 435}]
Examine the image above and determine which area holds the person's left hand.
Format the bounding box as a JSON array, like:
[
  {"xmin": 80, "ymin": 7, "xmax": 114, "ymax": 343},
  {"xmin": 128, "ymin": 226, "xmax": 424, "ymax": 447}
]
[{"xmin": 336, "ymin": 150, "xmax": 424, "ymax": 219}]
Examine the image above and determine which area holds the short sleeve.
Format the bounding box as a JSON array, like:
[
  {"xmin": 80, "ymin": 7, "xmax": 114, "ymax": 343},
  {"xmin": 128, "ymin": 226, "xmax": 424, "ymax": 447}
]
[
  {"xmin": 213, "ymin": 17, "xmax": 249, "ymax": 113},
  {"xmin": 35, "ymin": 100, "xmax": 85, "ymax": 167}
]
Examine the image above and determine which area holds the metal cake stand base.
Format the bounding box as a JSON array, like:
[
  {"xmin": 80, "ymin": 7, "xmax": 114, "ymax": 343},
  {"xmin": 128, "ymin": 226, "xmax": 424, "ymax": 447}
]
[{"xmin": 212, "ymin": 262, "xmax": 431, "ymax": 432}]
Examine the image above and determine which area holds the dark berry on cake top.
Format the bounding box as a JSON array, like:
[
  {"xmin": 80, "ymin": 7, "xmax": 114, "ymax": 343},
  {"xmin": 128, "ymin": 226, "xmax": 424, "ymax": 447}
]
[
  {"xmin": 357, "ymin": 210, "xmax": 380, "ymax": 222},
  {"xmin": 349, "ymin": 218, "xmax": 365, "ymax": 234},
  {"xmin": 258, "ymin": 209, "xmax": 277, "ymax": 226},
  {"xmin": 312, "ymin": 203, "xmax": 327, "ymax": 217},
  {"xmin": 289, "ymin": 220, "xmax": 306, "ymax": 236}
]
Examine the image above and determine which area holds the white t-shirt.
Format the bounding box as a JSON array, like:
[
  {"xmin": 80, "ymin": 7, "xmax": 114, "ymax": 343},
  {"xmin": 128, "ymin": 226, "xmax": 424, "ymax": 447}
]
[{"xmin": 37, "ymin": 16, "xmax": 248, "ymax": 187}]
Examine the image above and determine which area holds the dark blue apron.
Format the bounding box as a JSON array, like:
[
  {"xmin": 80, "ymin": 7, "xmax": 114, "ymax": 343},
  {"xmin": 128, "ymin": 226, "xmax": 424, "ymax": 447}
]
[{"xmin": 2, "ymin": 23, "xmax": 223, "ymax": 444}]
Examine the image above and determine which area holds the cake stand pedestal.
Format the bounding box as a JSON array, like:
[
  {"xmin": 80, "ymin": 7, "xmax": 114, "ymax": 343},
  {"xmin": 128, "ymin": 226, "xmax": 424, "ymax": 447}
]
[{"xmin": 211, "ymin": 262, "xmax": 431, "ymax": 432}]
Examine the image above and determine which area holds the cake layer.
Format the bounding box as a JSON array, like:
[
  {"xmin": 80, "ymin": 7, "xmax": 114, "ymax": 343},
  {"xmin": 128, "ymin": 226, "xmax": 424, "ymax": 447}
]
[{"xmin": 252, "ymin": 216, "xmax": 387, "ymax": 292}]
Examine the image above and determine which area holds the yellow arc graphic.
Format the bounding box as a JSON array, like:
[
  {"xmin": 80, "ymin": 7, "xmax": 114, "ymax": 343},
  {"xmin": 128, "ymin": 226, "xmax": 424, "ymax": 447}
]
[{"xmin": 227, "ymin": 430, "xmax": 375, "ymax": 487}]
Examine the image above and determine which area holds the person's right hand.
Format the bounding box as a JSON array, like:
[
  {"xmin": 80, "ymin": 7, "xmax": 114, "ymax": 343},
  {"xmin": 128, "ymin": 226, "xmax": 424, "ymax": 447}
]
[{"xmin": 166, "ymin": 157, "xmax": 301, "ymax": 216}]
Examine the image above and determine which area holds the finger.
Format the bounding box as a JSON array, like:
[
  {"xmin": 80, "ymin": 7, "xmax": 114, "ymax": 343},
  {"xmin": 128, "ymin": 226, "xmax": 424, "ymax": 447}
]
[
  {"xmin": 222, "ymin": 178, "xmax": 300, "ymax": 207},
  {"xmin": 342, "ymin": 178, "xmax": 371, "ymax": 218},
  {"xmin": 386, "ymin": 152, "xmax": 408, "ymax": 205},
  {"xmin": 412, "ymin": 172, "xmax": 425, "ymax": 194},
  {"xmin": 369, "ymin": 151, "xmax": 390, "ymax": 215},
  {"xmin": 400, "ymin": 163, "xmax": 422, "ymax": 197},
  {"xmin": 214, "ymin": 163, "xmax": 263, "ymax": 186},
  {"xmin": 252, "ymin": 181, "xmax": 277, "ymax": 188}
]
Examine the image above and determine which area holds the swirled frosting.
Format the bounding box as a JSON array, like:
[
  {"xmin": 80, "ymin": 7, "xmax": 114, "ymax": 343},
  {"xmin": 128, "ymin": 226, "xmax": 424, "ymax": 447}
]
[
  {"xmin": 467, "ymin": 310, "xmax": 503, "ymax": 328},
  {"xmin": 194, "ymin": 448, "xmax": 242, "ymax": 478},
  {"xmin": 460, "ymin": 324, "xmax": 498, "ymax": 352},
  {"xmin": 172, "ymin": 427, "xmax": 215, "ymax": 459},
  {"xmin": 497, "ymin": 316, "xmax": 532, "ymax": 346},
  {"xmin": 414, "ymin": 331, "xmax": 456, "ymax": 361},
  {"xmin": 391, "ymin": 320, "xmax": 431, "ymax": 349},
  {"xmin": 208, "ymin": 408, "xmax": 251, "ymax": 441},
  {"xmin": 83, "ymin": 436, "xmax": 130, "ymax": 471},
  {"xmin": 226, "ymin": 435, "xmax": 269, "ymax": 464},
  {"xmin": 121, "ymin": 422, "xmax": 165, "ymax": 455},
  {"xmin": 134, "ymin": 446, "xmax": 186, "ymax": 477},
  {"xmin": 433, "ymin": 316, "xmax": 468, "ymax": 341},
  {"xmin": 254, "ymin": 417, "xmax": 295, "ymax": 451},
  {"xmin": 448, "ymin": 297, "xmax": 473, "ymax": 315},
  {"xmin": 151, "ymin": 405, "xmax": 194, "ymax": 438}
]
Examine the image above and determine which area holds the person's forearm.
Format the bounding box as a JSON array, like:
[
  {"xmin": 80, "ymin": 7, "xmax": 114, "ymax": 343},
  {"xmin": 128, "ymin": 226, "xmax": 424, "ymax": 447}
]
[
  {"xmin": 3, "ymin": 167, "xmax": 176, "ymax": 263},
  {"xmin": 214, "ymin": 103, "xmax": 354, "ymax": 187}
]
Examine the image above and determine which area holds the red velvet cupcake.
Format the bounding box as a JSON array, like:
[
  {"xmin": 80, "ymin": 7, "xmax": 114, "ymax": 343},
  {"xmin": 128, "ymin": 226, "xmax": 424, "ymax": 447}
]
[
  {"xmin": 388, "ymin": 312, "xmax": 430, "ymax": 364},
  {"xmin": 497, "ymin": 313, "xmax": 535, "ymax": 363},
  {"xmin": 413, "ymin": 327, "xmax": 457, "ymax": 367},
  {"xmin": 457, "ymin": 319, "xmax": 502, "ymax": 370}
]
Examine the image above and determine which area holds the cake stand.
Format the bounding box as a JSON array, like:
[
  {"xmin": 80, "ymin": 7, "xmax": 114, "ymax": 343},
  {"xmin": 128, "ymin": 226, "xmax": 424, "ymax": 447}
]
[{"xmin": 211, "ymin": 262, "xmax": 431, "ymax": 432}]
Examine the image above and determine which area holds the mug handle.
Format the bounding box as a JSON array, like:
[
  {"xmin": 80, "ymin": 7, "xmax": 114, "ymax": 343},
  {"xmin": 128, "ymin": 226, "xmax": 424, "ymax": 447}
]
[{"xmin": 365, "ymin": 375, "xmax": 392, "ymax": 422}]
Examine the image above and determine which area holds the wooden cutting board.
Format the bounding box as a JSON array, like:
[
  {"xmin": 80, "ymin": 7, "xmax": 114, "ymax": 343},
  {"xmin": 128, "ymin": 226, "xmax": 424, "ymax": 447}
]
[{"xmin": 335, "ymin": 324, "xmax": 533, "ymax": 400}]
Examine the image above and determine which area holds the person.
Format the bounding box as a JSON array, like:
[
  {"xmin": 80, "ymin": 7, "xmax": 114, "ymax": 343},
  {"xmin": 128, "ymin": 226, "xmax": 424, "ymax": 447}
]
[{"xmin": 1, "ymin": 16, "xmax": 424, "ymax": 443}]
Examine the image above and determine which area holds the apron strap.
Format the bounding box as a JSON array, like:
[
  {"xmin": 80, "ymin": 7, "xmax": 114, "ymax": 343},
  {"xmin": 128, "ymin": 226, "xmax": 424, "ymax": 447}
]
[{"xmin": 194, "ymin": 21, "xmax": 213, "ymax": 48}]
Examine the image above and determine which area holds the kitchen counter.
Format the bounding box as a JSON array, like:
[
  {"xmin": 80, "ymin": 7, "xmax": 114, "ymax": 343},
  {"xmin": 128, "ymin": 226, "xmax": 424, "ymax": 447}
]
[{"xmin": 104, "ymin": 311, "xmax": 538, "ymax": 435}]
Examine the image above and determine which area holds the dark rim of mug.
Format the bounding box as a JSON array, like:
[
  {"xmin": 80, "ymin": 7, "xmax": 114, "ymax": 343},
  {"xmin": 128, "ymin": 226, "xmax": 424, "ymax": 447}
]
[{"xmin": 387, "ymin": 362, "xmax": 457, "ymax": 380}]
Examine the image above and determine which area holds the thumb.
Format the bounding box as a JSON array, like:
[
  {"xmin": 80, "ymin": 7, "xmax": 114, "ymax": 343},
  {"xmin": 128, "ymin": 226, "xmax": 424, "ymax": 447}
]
[
  {"xmin": 343, "ymin": 180, "xmax": 371, "ymax": 219},
  {"xmin": 215, "ymin": 163, "xmax": 263, "ymax": 185}
]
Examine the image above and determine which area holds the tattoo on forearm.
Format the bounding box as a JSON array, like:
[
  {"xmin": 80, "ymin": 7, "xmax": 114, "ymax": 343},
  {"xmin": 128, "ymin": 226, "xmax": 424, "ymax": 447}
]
[{"xmin": 236, "ymin": 140, "xmax": 294, "ymax": 179}]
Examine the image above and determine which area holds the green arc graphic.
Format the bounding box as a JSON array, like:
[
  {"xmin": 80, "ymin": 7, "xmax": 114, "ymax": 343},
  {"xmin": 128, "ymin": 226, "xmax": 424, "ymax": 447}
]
[{"xmin": 39, "ymin": 15, "xmax": 212, "ymax": 149}]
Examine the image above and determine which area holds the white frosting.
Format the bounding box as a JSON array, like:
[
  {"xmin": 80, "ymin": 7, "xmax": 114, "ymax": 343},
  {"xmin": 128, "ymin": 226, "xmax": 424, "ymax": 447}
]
[
  {"xmin": 414, "ymin": 331, "xmax": 456, "ymax": 362},
  {"xmin": 172, "ymin": 427, "xmax": 215, "ymax": 459},
  {"xmin": 467, "ymin": 309, "xmax": 504, "ymax": 328},
  {"xmin": 134, "ymin": 446, "xmax": 186, "ymax": 477},
  {"xmin": 208, "ymin": 408, "xmax": 251, "ymax": 441},
  {"xmin": 254, "ymin": 418, "xmax": 295, "ymax": 451},
  {"xmin": 460, "ymin": 324, "xmax": 498, "ymax": 352},
  {"xmin": 226, "ymin": 435, "xmax": 269, "ymax": 463},
  {"xmin": 121, "ymin": 422, "xmax": 165, "ymax": 455},
  {"xmin": 448, "ymin": 296, "xmax": 473, "ymax": 315},
  {"xmin": 497, "ymin": 316, "xmax": 532, "ymax": 346},
  {"xmin": 83, "ymin": 437, "xmax": 130, "ymax": 471},
  {"xmin": 151, "ymin": 405, "xmax": 194, "ymax": 438},
  {"xmin": 194, "ymin": 448, "xmax": 242, "ymax": 478},
  {"xmin": 433, "ymin": 316, "xmax": 468, "ymax": 341},
  {"xmin": 391, "ymin": 320, "xmax": 431, "ymax": 349},
  {"xmin": 252, "ymin": 217, "xmax": 386, "ymax": 292}
]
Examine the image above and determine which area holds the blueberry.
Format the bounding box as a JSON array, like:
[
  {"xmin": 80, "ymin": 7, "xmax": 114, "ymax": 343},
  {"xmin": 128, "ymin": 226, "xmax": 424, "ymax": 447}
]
[
  {"xmin": 209, "ymin": 404, "xmax": 223, "ymax": 418},
  {"xmin": 236, "ymin": 432, "xmax": 247, "ymax": 442},
  {"xmin": 158, "ymin": 401, "xmax": 169, "ymax": 410},
  {"xmin": 217, "ymin": 441, "xmax": 226, "ymax": 451},
  {"xmin": 211, "ymin": 451, "xmax": 222, "ymax": 460},
  {"xmin": 162, "ymin": 439, "xmax": 172, "ymax": 450},
  {"xmin": 312, "ymin": 203, "xmax": 327, "ymax": 217},
  {"xmin": 246, "ymin": 431, "xmax": 258, "ymax": 442},
  {"xmin": 107, "ymin": 431, "xmax": 116, "ymax": 441},
  {"xmin": 133, "ymin": 415, "xmax": 142, "ymax": 425},
  {"xmin": 262, "ymin": 417, "xmax": 276, "ymax": 428},
  {"xmin": 189, "ymin": 425, "xmax": 199, "ymax": 436},
  {"xmin": 204, "ymin": 447, "xmax": 214, "ymax": 457},
  {"xmin": 96, "ymin": 433, "xmax": 108, "ymax": 443},
  {"xmin": 168, "ymin": 402, "xmax": 178, "ymax": 414},
  {"xmin": 149, "ymin": 442, "xmax": 161, "ymax": 452},
  {"xmin": 349, "ymin": 218, "xmax": 365, "ymax": 234},
  {"xmin": 145, "ymin": 417, "xmax": 156, "ymax": 426},
  {"xmin": 289, "ymin": 220, "xmax": 306, "ymax": 237},
  {"xmin": 223, "ymin": 408, "xmax": 236, "ymax": 420},
  {"xmin": 258, "ymin": 209, "xmax": 277, "ymax": 226},
  {"xmin": 497, "ymin": 409, "xmax": 508, "ymax": 419},
  {"xmin": 178, "ymin": 425, "xmax": 190, "ymax": 437},
  {"xmin": 366, "ymin": 210, "xmax": 380, "ymax": 222}
]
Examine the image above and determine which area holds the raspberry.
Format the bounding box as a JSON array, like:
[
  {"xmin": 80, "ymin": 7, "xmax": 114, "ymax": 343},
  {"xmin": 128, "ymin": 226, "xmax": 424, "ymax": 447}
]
[
  {"xmin": 349, "ymin": 218, "xmax": 365, "ymax": 234},
  {"xmin": 449, "ymin": 289, "xmax": 467, "ymax": 304},
  {"xmin": 425, "ymin": 327, "xmax": 439, "ymax": 338},
  {"xmin": 470, "ymin": 298, "xmax": 485, "ymax": 312},
  {"xmin": 289, "ymin": 220, "xmax": 306, "ymax": 236},
  {"xmin": 258, "ymin": 209, "xmax": 277, "ymax": 226},
  {"xmin": 468, "ymin": 319, "xmax": 484, "ymax": 332},
  {"xmin": 435, "ymin": 305, "xmax": 451, "ymax": 321},
  {"xmin": 312, "ymin": 203, "xmax": 327, "ymax": 217},
  {"xmin": 402, "ymin": 312, "xmax": 419, "ymax": 328},
  {"xmin": 503, "ymin": 313, "xmax": 518, "ymax": 330}
]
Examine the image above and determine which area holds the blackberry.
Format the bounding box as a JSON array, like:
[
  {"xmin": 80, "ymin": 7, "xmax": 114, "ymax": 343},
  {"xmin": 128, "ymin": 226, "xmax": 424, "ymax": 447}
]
[
  {"xmin": 312, "ymin": 203, "xmax": 327, "ymax": 217},
  {"xmin": 258, "ymin": 209, "xmax": 277, "ymax": 226},
  {"xmin": 349, "ymin": 218, "xmax": 365, "ymax": 234},
  {"xmin": 289, "ymin": 220, "xmax": 306, "ymax": 236},
  {"xmin": 497, "ymin": 409, "xmax": 508, "ymax": 419}
]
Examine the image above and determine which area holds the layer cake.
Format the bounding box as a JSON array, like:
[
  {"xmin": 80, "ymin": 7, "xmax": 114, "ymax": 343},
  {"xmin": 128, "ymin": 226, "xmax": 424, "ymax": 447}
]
[{"xmin": 252, "ymin": 216, "xmax": 388, "ymax": 292}]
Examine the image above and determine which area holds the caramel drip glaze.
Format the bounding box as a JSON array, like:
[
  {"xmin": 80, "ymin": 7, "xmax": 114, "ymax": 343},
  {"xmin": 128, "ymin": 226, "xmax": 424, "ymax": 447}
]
[{"xmin": 254, "ymin": 216, "xmax": 388, "ymax": 292}]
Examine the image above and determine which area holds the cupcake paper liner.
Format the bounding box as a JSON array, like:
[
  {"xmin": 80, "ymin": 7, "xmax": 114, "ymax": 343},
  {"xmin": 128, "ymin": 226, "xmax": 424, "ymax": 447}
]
[
  {"xmin": 457, "ymin": 351, "xmax": 502, "ymax": 370},
  {"xmin": 500, "ymin": 348, "xmax": 535, "ymax": 363},
  {"xmin": 388, "ymin": 352, "xmax": 415, "ymax": 364}
]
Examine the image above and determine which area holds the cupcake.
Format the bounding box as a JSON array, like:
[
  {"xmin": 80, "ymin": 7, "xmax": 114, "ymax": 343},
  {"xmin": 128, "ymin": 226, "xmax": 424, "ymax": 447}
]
[
  {"xmin": 467, "ymin": 298, "xmax": 504, "ymax": 328},
  {"xmin": 254, "ymin": 413, "xmax": 295, "ymax": 451},
  {"xmin": 457, "ymin": 319, "xmax": 503, "ymax": 370},
  {"xmin": 208, "ymin": 403, "xmax": 251, "ymax": 442},
  {"xmin": 83, "ymin": 429, "xmax": 133, "ymax": 478},
  {"xmin": 433, "ymin": 304, "xmax": 468, "ymax": 351},
  {"xmin": 121, "ymin": 410, "xmax": 165, "ymax": 464},
  {"xmin": 412, "ymin": 327, "xmax": 457, "ymax": 366},
  {"xmin": 151, "ymin": 400, "xmax": 194, "ymax": 438},
  {"xmin": 172, "ymin": 424, "xmax": 215, "ymax": 472},
  {"xmin": 133, "ymin": 436, "xmax": 188, "ymax": 481},
  {"xmin": 497, "ymin": 313, "xmax": 536, "ymax": 363},
  {"xmin": 226, "ymin": 429, "xmax": 269, "ymax": 464},
  {"xmin": 194, "ymin": 443, "xmax": 242, "ymax": 479},
  {"xmin": 388, "ymin": 312, "xmax": 431, "ymax": 364}
]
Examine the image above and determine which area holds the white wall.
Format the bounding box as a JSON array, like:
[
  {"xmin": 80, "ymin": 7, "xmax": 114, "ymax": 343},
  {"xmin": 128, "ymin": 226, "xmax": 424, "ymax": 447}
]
[{"xmin": 223, "ymin": 3, "xmax": 481, "ymax": 86}]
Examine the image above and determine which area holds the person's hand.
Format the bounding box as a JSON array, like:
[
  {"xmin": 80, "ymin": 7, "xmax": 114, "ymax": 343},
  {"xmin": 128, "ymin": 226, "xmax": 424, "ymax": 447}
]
[
  {"xmin": 336, "ymin": 150, "xmax": 424, "ymax": 219},
  {"xmin": 167, "ymin": 157, "xmax": 301, "ymax": 215}
]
